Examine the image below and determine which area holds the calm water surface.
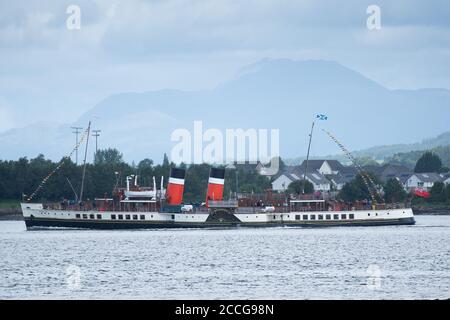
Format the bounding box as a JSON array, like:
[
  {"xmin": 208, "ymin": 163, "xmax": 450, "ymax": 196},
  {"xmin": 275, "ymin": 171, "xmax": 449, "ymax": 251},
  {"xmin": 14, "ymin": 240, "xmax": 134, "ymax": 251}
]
[{"xmin": 0, "ymin": 216, "xmax": 449, "ymax": 300}]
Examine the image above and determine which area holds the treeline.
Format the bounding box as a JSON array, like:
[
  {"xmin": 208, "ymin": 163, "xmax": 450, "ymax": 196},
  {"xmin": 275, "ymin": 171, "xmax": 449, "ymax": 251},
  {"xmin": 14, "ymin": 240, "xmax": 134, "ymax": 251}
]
[
  {"xmin": 0, "ymin": 149, "xmax": 271, "ymax": 203},
  {"xmin": 338, "ymin": 175, "xmax": 450, "ymax": 205},
  {"xmin": 338, "ymin": 151, "xmax": 450, "ymax": 205}
]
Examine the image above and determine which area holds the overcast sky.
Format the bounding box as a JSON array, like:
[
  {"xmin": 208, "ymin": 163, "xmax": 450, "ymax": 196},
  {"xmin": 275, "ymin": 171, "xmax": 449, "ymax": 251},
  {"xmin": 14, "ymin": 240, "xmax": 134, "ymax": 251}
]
[{"xmin": 1, "ymin": 0, "xmax": 450, "ymax": 132}]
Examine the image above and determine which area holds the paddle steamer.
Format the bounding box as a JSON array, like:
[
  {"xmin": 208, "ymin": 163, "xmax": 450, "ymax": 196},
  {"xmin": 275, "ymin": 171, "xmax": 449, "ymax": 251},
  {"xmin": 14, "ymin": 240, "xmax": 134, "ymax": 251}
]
[
  {"xmin": 22, "ymin": 166, "xmax": 415, "ymax": 230},
  {"xmin": 21, "ymin": 122, "xmax": 415, "ymax": 230}
]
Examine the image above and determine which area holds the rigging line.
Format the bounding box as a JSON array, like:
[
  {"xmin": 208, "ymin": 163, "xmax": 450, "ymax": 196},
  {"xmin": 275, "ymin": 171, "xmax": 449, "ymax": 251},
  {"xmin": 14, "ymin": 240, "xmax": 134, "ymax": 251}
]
[
  {"xmin": 26, "ymin": 124, "xmax": 91, "ymax": 202},
  {"xmin": 322, "ymin": 129, "xmax": 383, "ymax": 204},
  {"xmin": 79, "ymin": 121, "xmax": 91, "ymax": 203},
  {"xmin": 323, "ymin": 129, "xmax": 382, "ymax": 203},
  {"xmin": 325, "ymin": 132, "xmax": 378, "ymax": 203}
]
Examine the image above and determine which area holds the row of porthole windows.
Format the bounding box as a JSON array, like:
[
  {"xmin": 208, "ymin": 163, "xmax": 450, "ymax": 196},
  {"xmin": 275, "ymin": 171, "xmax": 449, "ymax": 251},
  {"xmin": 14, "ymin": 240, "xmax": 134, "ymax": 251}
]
[
  {"xmin": 76, "ymin": 214, "xmax": 102, "ymax": 220},
  {"xmin": 111, "ymin": 214, "xmax": 146, "ymax": 220},
  {"xmin": 294, "ymin": 214, "xmax": 355, "ymax": 221},
  {"xmin": 261, "ymin": 214, "xmax": 357, "ymax": 221},
  {"xmin": 75, "ymin": 214, "xmax": 151, "ymax": 220}
]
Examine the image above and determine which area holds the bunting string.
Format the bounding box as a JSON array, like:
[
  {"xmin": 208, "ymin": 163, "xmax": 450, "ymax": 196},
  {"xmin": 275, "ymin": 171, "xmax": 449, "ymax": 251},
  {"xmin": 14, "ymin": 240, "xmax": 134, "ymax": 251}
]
[
  {"xmin": 322, "ymin": 129, "xmax": 384, "ymax": 204},
  {"xmin": 26, "ymin": 126, "xmax": 90, "ymax": 202}
]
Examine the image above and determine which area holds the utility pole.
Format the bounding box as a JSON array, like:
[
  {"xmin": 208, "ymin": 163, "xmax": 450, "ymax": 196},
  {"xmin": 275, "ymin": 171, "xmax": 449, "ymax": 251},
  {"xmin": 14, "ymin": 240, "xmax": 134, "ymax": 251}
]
[
  {"xmin": 92, "ymin": 130, "xmax": 101, "ymax": 158},
  {"xmin": 71, "ymin": 126, "xmax": 83, "ymax": 165}
]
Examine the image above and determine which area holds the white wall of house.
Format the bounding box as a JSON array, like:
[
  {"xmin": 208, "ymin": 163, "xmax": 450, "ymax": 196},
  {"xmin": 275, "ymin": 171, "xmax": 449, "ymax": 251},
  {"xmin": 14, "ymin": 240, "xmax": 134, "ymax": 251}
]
[
  {"xmin": 272, "ymin": 175, "xmax": 294, "ymax": 192},
  {"xmin": 405, "ymin": 175, "xmax": 435, "ymax": 190},
  {"xmin": 318, "ymin": 161, "xmax": 333, "ymax": 175},
  {"xmin": 315, "ymin": 183, "xmax": 331, "ymax": 191},
  {"xmin": 272, "ymin": 174, "xmax": 331, "ymax": 192},
  {"xmin": 306, "ymin": 177, "xmax": 331, "ymax": 192}
]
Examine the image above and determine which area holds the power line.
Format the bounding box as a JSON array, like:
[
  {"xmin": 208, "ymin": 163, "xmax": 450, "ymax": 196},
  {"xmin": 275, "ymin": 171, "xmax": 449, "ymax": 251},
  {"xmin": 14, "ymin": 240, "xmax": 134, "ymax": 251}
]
[{"xmin": 71, "ymin": 126, "xmax": 83, "ymax": 165}]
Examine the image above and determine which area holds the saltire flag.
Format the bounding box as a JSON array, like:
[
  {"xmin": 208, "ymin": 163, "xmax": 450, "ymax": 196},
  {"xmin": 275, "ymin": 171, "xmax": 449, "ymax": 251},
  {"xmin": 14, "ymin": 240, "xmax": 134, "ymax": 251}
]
[{"xmin": 316, "ymin": 114, "xmax": 328, "ymax": 120}]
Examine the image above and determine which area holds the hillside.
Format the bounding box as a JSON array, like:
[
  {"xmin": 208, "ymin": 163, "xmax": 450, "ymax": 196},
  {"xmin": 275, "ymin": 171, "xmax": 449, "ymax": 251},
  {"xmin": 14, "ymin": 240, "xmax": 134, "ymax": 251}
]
[
  {"xmin": 350, "ymin": 132, "xmax": 450, "ymax": 160},
  {"xmin": 386, "ymin": 145, "xmax": 450, "ymax": 169}
]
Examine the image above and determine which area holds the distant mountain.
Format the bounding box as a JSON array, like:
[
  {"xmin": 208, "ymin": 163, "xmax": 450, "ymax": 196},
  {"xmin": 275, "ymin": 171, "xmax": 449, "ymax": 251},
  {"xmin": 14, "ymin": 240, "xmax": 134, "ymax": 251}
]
[
  {"xmin": 2, "ymin": 59, "xmax": 450, "ymax": 163},
  {"xmin": 0, "ymin": 122, "xmax": 66, "ymax": 160}
]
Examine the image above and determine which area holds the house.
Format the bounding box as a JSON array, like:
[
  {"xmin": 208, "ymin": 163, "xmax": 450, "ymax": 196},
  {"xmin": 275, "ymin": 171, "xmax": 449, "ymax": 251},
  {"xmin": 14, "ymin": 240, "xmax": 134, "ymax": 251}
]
[
  {"xmin": 272, "ymin": 173, "xmax": 297, "ymax": 192},
  {"xmin": 404, "ymin": 173, "xmax": 443, "ymax": 191},
  {"xmin": 327, "ymin": 166, "xmax": 358, "ymax": 190},
  {"xmin": 272, "ymin": 162, "xmax": 334, "ymax": 192},
  {"xmin": 361, "ymin": 164, "xmax": 413, "ymax": 184},
  {"xmin": 379, "ymin": 165, "xmax": 413, "ymax": 184},
  {"xmin": 443, "ymin": 173, "xmax": 450, "ymax": 185},
  {"xmin": 304, "ymin": 171, "xmax": 331, "ymax": 191},
  {"xmin": 271, "ymin": 169, "xmax": 331, "ymax": 192},
  {"xmin": 327, "ymin": 173, "xmax": 356, "ymax": 191},
  {"xmin": 297, "ymin": 160, "xmax": 345, "ymax": 175}
]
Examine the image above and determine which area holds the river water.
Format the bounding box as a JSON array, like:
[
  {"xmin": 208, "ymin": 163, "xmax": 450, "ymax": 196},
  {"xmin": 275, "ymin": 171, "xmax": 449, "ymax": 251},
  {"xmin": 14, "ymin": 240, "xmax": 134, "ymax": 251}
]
[{"xmin": 0, "ymin": 216, "xmax": 449, "ymax": 300}]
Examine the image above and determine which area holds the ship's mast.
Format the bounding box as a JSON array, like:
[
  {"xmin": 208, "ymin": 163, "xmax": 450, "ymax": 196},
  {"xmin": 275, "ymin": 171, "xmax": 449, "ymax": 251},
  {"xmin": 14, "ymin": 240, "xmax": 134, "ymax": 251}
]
[
  {"xmin": 302, "ymin": 121, "xmax": 315, "ymax": 194},
  {"xmin": 79, "ymin": 121, "xmax": 92, "ymax": 203}
]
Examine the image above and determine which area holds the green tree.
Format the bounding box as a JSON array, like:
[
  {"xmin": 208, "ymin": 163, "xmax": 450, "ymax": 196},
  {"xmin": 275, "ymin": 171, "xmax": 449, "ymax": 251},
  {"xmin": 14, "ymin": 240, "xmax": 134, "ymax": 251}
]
[
  {"xmin": 137, "ymin": 159, "xmax": 154, "ymax": 186},
  {"xmin": 162, "ymin": 153, "xmax": 170, "ymax": 168},
  {"xmin": 384, "ymin": 178, "xmax": 407, "ymax": 203},
  {"xmin": 339, "ymin": 182, "xmax": 359, "ymax": 202},
  {"xmin": 429, "ymin": 182, "xmax": 446, "ymax": 203},
  {"xmin": 94, "ymin": 148, "xmax": 124, "ymax": 165},
  {"xmin": 440, "ymin": 166, "xmax": 449, "ymax": 174},
  {"xmin": 445, "ymin": 184, "xmax": 450, "ymax": 203},
  {"xmin": 224, "ymin": 167, "xmax": 271, "ymax": 199},
  {"xmin": 414, "ymin": 151, "xmax": 443, "ymax": 173},
  {"xmin": 184, "ymin": 164, "xmax": 211, "ymax": 203},
  {"xmin": 338, "ymin": 173, "xmax": 380, "ymax": 202},
  {"xmin": 287, "ymin": 180, "xmax": 314, "ymax": 195}
]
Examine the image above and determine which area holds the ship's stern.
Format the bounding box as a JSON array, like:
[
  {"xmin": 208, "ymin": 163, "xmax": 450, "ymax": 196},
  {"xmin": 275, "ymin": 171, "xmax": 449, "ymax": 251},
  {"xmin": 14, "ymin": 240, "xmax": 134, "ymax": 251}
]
[{"xmin": 399, "ymin": 208, "xmax": 416, "ymax": 225}]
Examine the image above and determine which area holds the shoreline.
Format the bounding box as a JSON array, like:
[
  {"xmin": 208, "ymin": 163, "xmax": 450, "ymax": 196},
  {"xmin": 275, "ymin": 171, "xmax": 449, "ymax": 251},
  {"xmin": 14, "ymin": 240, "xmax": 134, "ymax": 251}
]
[
  {"xmin": 0, "ymin": 209, "xmax": 23, "ymax": 221},
  {"xmin": 412, "ymin": 207, "xmax": 450, "ymax": 215}
]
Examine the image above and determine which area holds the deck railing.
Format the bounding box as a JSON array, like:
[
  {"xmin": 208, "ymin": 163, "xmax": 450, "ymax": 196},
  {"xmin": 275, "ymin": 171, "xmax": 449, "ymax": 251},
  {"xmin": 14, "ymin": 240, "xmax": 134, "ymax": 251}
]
[{"xmin": 208, "ymin": 200, "xmax": 239, "ymax": 208}]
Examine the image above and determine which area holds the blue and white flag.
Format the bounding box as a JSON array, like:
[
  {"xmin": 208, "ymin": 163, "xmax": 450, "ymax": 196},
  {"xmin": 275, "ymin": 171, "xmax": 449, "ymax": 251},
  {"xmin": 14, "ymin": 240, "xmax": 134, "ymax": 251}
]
[{"xmin": 316, "ymin": 114, "xmax": 328, "ymax": 121}]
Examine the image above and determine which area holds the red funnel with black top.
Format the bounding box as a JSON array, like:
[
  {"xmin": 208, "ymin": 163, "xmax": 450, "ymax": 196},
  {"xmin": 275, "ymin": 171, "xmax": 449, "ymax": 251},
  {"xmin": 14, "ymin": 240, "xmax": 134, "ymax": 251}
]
[
  {"xmin": 206, "ymin": 167, "xmax": 225, "ymax": 207},
  {"xmin": 166, "ymin": 168, "xmax": 186, "ymax": 205}
]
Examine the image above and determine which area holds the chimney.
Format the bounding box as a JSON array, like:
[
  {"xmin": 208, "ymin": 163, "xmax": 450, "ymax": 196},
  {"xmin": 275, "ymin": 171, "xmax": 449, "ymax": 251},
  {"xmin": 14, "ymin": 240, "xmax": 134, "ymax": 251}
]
[
  {"xmin": 206, "ymin": 168, "xmax": 225, "ymax": 207},
  {"xmin": 166, "ymin": 168, "xmax": 186, "ymax": 205}
]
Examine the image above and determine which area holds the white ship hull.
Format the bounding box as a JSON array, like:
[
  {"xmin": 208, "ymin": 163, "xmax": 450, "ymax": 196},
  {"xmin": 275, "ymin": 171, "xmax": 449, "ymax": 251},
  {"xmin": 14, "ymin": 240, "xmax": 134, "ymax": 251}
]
[{"xmin": 21, "ymin": 203, "xmax": 415, "ymax": 230}]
